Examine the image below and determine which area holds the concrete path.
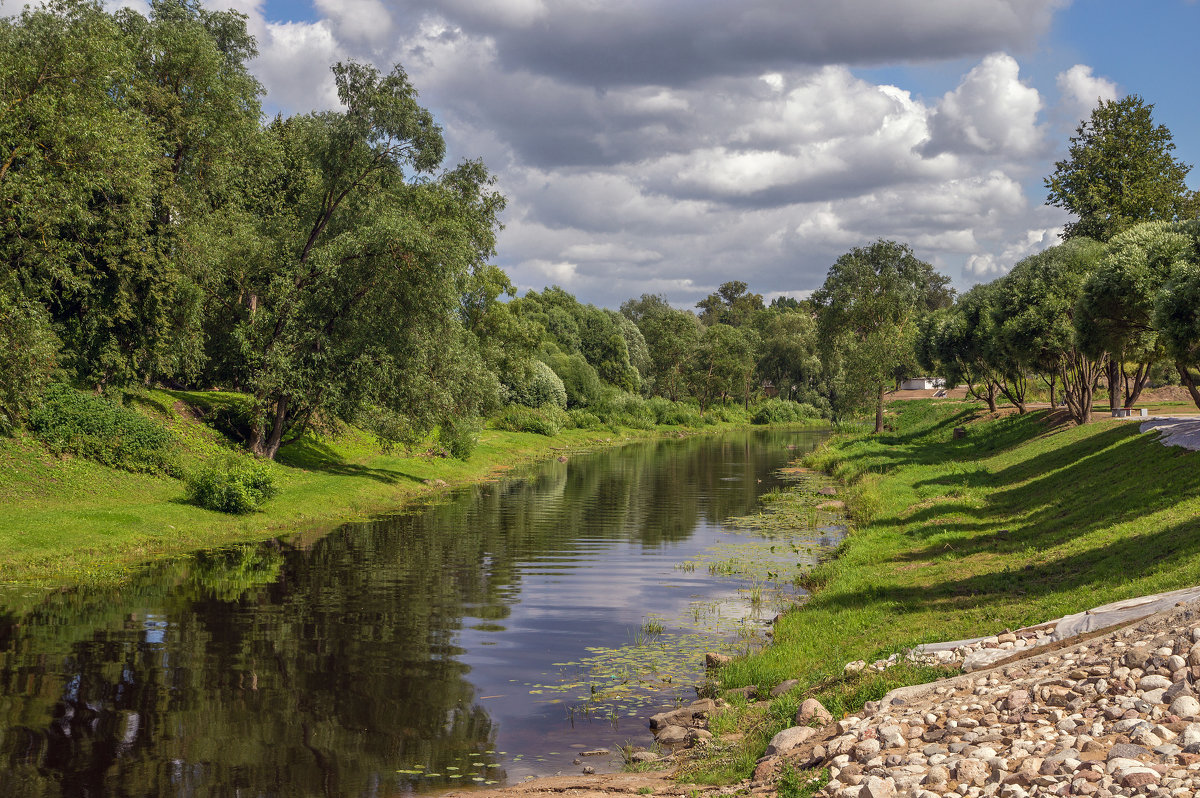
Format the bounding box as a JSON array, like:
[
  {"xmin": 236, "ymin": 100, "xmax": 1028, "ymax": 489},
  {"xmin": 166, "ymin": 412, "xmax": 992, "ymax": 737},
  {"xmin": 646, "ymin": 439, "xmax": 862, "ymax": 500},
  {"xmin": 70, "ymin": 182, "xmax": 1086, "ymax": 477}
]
[{"xmin": 1141, "ymin": 417, "xmax": 1200, "ymax": 452}]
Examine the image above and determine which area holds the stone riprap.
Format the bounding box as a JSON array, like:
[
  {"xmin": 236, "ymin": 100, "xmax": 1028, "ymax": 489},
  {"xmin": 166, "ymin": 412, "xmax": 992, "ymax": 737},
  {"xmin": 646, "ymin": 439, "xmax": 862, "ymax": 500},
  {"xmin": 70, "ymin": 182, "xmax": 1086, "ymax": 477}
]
[{"xmin": 758, "ymin": 599, "xmax": 1200, "ymax": 798}]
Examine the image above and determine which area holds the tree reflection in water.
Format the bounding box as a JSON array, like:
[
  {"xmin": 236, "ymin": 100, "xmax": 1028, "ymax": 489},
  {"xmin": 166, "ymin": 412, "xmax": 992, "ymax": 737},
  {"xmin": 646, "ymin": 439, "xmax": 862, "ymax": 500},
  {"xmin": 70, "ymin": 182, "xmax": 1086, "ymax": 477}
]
[{"xmin": 0, "ymin": 428, "xmax": 824, "ymax": 796}]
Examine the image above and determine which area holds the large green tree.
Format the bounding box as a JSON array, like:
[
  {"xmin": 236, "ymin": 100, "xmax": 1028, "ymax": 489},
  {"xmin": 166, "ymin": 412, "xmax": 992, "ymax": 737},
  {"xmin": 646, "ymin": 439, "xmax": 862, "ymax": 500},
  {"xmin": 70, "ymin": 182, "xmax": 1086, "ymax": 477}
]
[
  {"xmin": 812, "ymin": 240, "xmax": 952, "ymax": 432},
  {"xmin": 1046, "ymin": 95, "xmax": 1198, "ymax": 243},
  {"xmin": 221, "ymin": 62, "xmax": 504, "ymax": 458}
]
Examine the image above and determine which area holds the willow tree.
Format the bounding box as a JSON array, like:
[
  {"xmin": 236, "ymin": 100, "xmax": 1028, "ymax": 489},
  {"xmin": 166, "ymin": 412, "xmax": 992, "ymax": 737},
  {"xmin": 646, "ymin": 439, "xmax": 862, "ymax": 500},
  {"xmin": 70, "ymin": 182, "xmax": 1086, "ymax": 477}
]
[
  {"xmin": 813, "ymin": 240, "xmax": 952, "ymax": 432},
  {"xmin": 994, "ymin": 239, "xmax": 1106, "ymax": 425},
  {"xmin": 223, "ymin": 62, "xmax": 505, "ymax": 459}
]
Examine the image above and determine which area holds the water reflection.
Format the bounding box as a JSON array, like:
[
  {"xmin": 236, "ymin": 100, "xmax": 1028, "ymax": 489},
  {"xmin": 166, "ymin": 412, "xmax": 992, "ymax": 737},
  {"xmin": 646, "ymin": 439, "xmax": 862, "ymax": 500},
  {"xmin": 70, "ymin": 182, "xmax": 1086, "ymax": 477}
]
[{"xmin": 0, "ymin": 428, "xmax": 825, "ymax": 796}]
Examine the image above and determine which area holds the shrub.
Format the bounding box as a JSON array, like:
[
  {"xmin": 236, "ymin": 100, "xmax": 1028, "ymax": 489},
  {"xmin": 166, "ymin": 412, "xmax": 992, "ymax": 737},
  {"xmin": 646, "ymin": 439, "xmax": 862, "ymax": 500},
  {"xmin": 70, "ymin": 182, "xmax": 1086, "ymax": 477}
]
[
  {"xmin": 493, "ymin": 405, "xmax": 562, "ymax": 436},
  {"xmin": 437, "ymin": 416, "xmax": 481, "ymax": 460},
  {"xmin": 28, "ymin": 384, "xmax": 180, "ymax": 475},
  {"xmin": 505, "ymin": 359, "xmax": 568, "ymax": 410},
  {"xmin": 186, "ymin": 453, "xmax": 279, "ymax": 514},
  {"xmin": 751, "ymin": 399, "xmax": 822, "ymax": 425},
  {"xmin": 0, "ymin": 287, "xmax": 59, "ymax": 433},
  {"xmin": 706, "ymin": 404, "xmax": 750, "ymax": 424},
  {"xmin": 543, "ymin": 352, "xmax": 603, "ymax": 408},
  {"xmin": 591, "ymin": 390, "xmax": 656, "ymax": 429},
  {"xmin": 645, "ymin": 396, "xmax": 702, "ymax": 426},
  {"xmin": 566, "ymin": 408, "xmax": 602, "ymax": 429}
]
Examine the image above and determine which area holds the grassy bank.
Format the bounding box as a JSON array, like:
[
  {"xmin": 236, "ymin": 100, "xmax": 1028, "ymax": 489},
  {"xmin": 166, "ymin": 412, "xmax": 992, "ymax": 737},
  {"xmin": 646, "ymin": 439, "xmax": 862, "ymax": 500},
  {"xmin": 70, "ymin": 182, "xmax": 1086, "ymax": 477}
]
[
  {"xmin": 687, "ymin": 399, "xmax": 1200, "ymax": 782},
  {"xmin": 0, "ymin": 389, "xmax": 805, "ymax": 586}
]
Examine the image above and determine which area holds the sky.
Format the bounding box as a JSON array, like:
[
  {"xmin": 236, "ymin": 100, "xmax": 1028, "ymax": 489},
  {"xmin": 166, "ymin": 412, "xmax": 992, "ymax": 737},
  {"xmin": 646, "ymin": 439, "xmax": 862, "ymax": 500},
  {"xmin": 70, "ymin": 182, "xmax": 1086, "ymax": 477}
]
[{"xmin": 23, "ymin": 0, "xmax": 1200, "ymax": 309}]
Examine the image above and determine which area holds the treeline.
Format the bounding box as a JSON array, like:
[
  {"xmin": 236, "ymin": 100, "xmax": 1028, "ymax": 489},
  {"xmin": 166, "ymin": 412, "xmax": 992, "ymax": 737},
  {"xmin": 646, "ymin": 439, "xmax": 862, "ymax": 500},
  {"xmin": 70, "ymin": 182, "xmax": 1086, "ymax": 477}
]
[
  {"xmin": 917, "ymin": 220, "xmax": 1200, "ymax": 424},
  {"xmin": 0, "ymin": 0, "xmax": 832, "ymax": 468}
]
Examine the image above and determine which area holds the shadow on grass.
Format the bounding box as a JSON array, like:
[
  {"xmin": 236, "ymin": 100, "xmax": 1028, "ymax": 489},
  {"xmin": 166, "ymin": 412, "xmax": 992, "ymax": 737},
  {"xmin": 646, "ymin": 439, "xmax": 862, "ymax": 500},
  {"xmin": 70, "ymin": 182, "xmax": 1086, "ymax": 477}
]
[{"xmin": 275, "ymin": 437, "xmax": 425, "ymax": 485}]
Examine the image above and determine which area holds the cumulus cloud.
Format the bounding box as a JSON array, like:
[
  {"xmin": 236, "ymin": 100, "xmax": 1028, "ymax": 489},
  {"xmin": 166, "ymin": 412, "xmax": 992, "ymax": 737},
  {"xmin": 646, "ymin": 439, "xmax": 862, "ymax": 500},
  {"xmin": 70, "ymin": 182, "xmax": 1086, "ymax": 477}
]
[
  {"xmin": 923, "ymin": 54, "xmax": 1044, "ymax": 158},
  {"xmin": 1056, "ymin": 64, "xmax": 1120, "ymax": 126}
]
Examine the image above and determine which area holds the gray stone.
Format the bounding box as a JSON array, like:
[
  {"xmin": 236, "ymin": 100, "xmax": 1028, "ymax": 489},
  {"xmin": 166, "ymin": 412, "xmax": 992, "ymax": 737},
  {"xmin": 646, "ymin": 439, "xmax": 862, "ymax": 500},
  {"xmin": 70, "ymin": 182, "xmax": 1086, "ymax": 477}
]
[
  {"xmin": 765, "ymin": 725, "xmax": 817, "ymax": 756},
  {"xmin": 770, "ymin": 679, "xmax": 801, "ymax": 697},
  {"xmin": 1169, "ymin": 695, "xmax": 1200, "ymax": 717},
  {"xmin": 655, "ymin": 725, "xmax": 689, "ymax": 745},
  {"xmin": 705, "ymin": 652, "xmax": 732, "ymax": 669},
  {"xmin": 1107, "ymin": 743, "xmax": 1154, "ymax": 761},
  {"xmin": 854, "ymin": 738, "xmax": 882, "ymax": 762},
  {"xmin": 1139, "ymin": 674, "xmax": 1173, "ymax": 691},
  {"xmin": 796, "ymin": 698, "xmax": 834, "ymax": 727},
  {"xmin": 859, "ymin": 775, "xmax": 896, "ymax": 798},
  {"xmin": 629, "ymin": 751, "xmax": 660, "ymax": 763},
  {"xmin": 954, "ymin": 759, "xmax": 990, "ymax": 786}
]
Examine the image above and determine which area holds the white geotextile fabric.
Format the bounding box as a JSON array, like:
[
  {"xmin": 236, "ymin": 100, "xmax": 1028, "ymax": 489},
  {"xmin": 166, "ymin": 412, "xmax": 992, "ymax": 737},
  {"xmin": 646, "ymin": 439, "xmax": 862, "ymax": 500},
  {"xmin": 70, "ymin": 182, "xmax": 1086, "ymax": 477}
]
[
  {"xmin": 909, "ymin": 585, "xmax": 1200, "ymax": 673},
  {"xmin": 1141, "ymin": 417, "xmax": 1200, "ymax": 451}
]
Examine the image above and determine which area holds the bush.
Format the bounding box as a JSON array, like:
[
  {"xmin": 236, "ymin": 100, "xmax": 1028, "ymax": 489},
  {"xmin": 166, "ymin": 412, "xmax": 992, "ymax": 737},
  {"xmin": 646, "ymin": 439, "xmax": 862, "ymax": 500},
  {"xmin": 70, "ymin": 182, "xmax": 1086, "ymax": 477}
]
[
  {"xmin": 437, "ymin": 416, "xmax": 481, "ymax": 460},
  {"xmin": 566, "ymin": 408, "xmax": 602, "ymax": 429},
  {"xmin": 505, "ymin": 359, "xmax": 568, "ymax": 410},
  {"xmin": 705, "ymin": 403, "xmax": 750, "ymax": 424},
  {"xmin": 0, "ymin": 287, "xmax": 59, "ymax": 433},
  {"xmin": 591, "ymin": 390, "xmax": 656, "ymax": 429},
  {"xmin": 493, "ymin": 405, "xmax": 562, "ymax": 436},
  {"xmin": 28, "ymin": 384, "xmax": 180, "ymax": 475},
  {"xmin": 645, "ymin": 396, "xmax": 702, "ymax": 426},
  {"xmin": 543, "ymin": 352, "xmax": 603, "ymax": 408},
  {"xmin": 751, "ymin": 399, "xmax": 823, "ymax": 425},
  {"xmin": 186, "ymin": 453, "xmax": 279, "ymax": 514}
]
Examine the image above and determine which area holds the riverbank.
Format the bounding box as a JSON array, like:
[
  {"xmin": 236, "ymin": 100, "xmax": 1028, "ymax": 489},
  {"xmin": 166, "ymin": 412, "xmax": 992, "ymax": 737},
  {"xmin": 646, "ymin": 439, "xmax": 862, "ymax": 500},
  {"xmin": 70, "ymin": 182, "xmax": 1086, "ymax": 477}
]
[
  {"xmin": 673, "ymin": 400, "xmax": 1200, "ymax": 784},
  {"xmin": 0, "ymin": 391, "xmax": 817, "ymax": 586}
]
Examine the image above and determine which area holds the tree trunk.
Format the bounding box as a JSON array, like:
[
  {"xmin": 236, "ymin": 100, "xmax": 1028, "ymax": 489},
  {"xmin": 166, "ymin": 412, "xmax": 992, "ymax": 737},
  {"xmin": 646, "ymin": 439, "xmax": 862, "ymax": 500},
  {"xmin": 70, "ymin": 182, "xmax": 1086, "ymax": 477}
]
[
  {"xmin": 1106, "ymin": 357, "xmax": 1120, "ymax": 413},
  {"xmin": 874, "ymin": 384, "xmax": 884, "ymax": 433},
  {"xmin": 1122, "ymin": 362, "xmax": 1151, "ymax": 408},
  {"xmin": 1049, "ymin": 373, "xmax": 1057, "ymax": 409},
  {"xmin": 1060, "ymin": 351, "xmax": 1103, "ymax": 425},
  {"xmin": 985, "ymin": 380, "xmax": 998, "ymax": 413},
  {"xmin": 1178, "ymin": 362, "xmax": 1200, "ymax": 411},
  {"xmin": 250, "ymin": 395, "xmax": 289, "ymax": 459}
]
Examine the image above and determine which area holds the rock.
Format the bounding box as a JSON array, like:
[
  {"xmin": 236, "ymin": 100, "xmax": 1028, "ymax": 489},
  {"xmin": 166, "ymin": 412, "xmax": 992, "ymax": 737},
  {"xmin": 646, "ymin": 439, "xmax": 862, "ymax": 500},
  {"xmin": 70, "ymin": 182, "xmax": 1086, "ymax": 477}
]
[
  {"xmin": 817, "ymin": 486, "xmax": 838, "ymax": 496},
  {"xmin": 1118, "ymin": 769, "xmax": 1159, "ymax": 788},
  {"xmin": 844, "ymin": 660, "xmax": 867, "ymax": 674},
  {"xmin": 770, "ymin": 679, "xmax": 801, "ymax": 697},
  {"xmin": 796, "ymin": 698, "xmax": 834, "ymax": 727},
  {"xmin": 557, "ymin": 455, "xmax": 568, "ymax": 463},
  {"xmin": 859, "ymin": 775, "xmax": 896, "ymax": 798},
  {"xmin": 923, "ymin": 765, "xmax": 950, "ymax": 786},
  {"xmin": 1179, "ymin": 723, "xmax": 1200, "ymax": 749},
  {"xmin": 649, "ymin": 708, "xmax": 694, "ymax": 730},
  {"xmin": 954, "ymin": 758, "xmax": 990, "ymax": 786},
  {"xmin": 752, "ymin": 757, "xmax": 777, "ymax": 782},
  {"xmin": 878, "ymin": 725, "xmax": 906, "ymax": 749},
  {"xmin": 687, "ymin": 728, "xmax": 713, "ymax": 743},
  {"xmin": 1139, "ymin": 674, "xmax": 1173, "ymax": 691},
  {"xmin": 724, "ymin": 686, "xmax": 757, "ymax": 700},
  {"xmin": 687, "ymin": 698, "xmax": 718, "ymax": 715},
  {"xmin": 705, "ymin": 652, "xmax": 732, "ymax": 669},
  {"xmin": 580, "ymin": 748, "xmax": 610, "ymax": 756},
  {"xmin": 1169, "ymin": 695, "xmax": 1200, "ymax": 717},
  {"xmin": 1107, "ymin": 743, "xmax": 1154, "ymax": 761},
  {"xmin": 1003, "ymin": 690, "xmax": 1031, "ymax": 711},
  {"xmin": 765, "ymin": 726, "xmax": 817, "ymax": 756},
  {"xmin": 1188, "ymin": 642, "xmax": 1200, "ymax": 666},
  {"xmin": 1163, "ymin": 678, "xmax": 1194, "ymax": 703},
  {"xmin": 581, "ymin": 765, "xmax": 595, "ymax": 775},
  {"xmin": 655, "ymin": 725, "xmax": 689, "ymax": 745},
  {"xmin": 629, "ymin": 751, "xmax": 659, "ymax": 763},
  {"xmin": 853, "ymin": 738, "xmax": 882, "ymax": 762}
]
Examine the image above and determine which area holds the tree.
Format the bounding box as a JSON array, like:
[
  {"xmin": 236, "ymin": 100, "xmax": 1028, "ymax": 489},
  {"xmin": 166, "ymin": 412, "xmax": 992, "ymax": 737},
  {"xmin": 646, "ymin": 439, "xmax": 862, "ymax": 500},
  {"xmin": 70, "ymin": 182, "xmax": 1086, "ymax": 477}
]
[
  {"xmin": 993, "ymin": 239, "xmax": 1106, "ymax": 425},
  {"xmin": 917, "ymin": 285, "xmax": 1010, "ymax": 412},
  {"xmin": 223, "ymin": 62, "xmax": 504, "ymax": 458},
  {"xmin": 754, "ymin": 309, "xmax": 823, "ymax": 407},
  {"xmin": 1149, "ymin": 223, "xmax": 1200, "ymax": 409},
  {"xmin": 1074, "ymin": 221, "xmax": 1198, "ymax": 410},
  {"xmin": 688, "ymin": 324, "xmax": 757, "ymax": 411},
  {"xmin": 812, "ymin": 240, "xmax": 953, "ymax": 432},
  {"xmin": 695, "ymin": 281, "xmax": 764, "ymax": 327},
  {"xmin": 635, "ymin": 306, "xmax": 702, "ymax": 401},
  {"xmin": 1046, "ymin": 95, "xmax": 1198, "ymax": 243}
]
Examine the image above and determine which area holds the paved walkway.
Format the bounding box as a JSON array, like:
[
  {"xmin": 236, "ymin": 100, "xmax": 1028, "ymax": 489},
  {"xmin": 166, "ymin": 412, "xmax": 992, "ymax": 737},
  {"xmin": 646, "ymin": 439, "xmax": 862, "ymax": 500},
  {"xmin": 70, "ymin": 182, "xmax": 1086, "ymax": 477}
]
[{"xmin": 1140, "ymin": 417, "xmax": 1200, "ymax": 452}]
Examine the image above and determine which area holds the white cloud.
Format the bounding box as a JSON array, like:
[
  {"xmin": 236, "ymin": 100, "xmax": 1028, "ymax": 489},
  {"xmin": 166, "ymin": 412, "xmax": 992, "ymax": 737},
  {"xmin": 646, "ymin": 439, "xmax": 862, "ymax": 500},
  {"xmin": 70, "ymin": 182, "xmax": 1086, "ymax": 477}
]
[
  {"xmin": 924, "ymin": 53, "xmax": 1044, "ymax": 158},
  {"xmin": 1056, "ymin": 64, "xmax": 1120, "ymax": 127}
]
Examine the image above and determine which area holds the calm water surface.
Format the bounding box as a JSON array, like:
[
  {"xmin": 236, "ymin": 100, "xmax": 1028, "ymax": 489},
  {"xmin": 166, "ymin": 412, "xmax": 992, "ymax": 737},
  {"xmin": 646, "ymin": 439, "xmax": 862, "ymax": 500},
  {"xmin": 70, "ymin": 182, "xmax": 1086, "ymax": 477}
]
[{"xmin": 0, "ymin": 428, "xmax": 836, "ymax": 797}]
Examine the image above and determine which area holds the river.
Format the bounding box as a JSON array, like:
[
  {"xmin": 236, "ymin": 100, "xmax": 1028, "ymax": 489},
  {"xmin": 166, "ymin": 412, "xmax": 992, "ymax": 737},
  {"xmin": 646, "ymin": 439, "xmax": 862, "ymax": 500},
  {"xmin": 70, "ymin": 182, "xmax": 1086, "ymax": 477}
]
[{"xmin": 0, "ymin": 427, "xmax": 837, "ymax": 796}]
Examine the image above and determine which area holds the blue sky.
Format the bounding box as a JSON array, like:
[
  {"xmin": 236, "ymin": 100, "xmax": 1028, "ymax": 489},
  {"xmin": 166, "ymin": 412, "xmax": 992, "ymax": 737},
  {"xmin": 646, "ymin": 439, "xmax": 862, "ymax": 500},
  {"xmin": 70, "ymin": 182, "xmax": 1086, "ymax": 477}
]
[{"xmin": 97, "ymin": 0, "xmax": 1200, "ymax": 307}]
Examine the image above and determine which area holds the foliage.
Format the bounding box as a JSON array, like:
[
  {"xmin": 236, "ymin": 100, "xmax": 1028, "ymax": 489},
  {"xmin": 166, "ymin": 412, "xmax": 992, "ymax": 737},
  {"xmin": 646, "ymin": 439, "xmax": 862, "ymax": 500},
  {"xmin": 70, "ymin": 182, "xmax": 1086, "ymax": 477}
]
[
  {"xmin": 492, "ymin": 405, "xmax": 563, "ymax": 436},
  {"xmin": 542, "ymin": 350, "xmax": 604, "ymax": 408},
  {"xmin": 645, "ymin": 397, "xmax": 703, "ymax": 426},
  {"xmin": 506, "ymin": 359, "xmax": 568, "ymax": 410},
  {"xmin": 750, "ymin": 399, "xmax": 822, "ymax": 425},
  {"xmin": 0, "ymin": 283, "xmax": 60, "ymax": 431},
  {"xmin": 1046, "ymin": 95, "xmax": 1198, "ymax": 242},
  {"xmin": 689, "ymin": 324, "xmax": 759, "ymax": 411},
  {"xmin": 813, "ymin": 240, "xmax": 952, "ymax": 430},
  {"xmin": 696, "ymin": 281, "xmax": 765, "ymax": 327},
  {"xmin": 437, "ymin": 416, "xmax": 481, "ymax": 460},
  {"xmin": 28, "ymin": 384, "xmax": 180, "ymax": 476},
  {"xmin": 185, "ymin": 453, "xmax": 278, "ymax": 514}
]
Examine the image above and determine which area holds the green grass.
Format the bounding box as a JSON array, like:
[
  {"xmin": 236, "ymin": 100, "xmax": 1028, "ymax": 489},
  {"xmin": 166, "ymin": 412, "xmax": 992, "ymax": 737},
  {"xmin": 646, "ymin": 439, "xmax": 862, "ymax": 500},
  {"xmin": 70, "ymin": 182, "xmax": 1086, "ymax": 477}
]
[
  {"xmin": 683, "ymin": 398, "xmax": 1200, "ymax": 782},
  {"xmin": 0, "ymin": 389, "xmax": 785, "ymax": 586}
]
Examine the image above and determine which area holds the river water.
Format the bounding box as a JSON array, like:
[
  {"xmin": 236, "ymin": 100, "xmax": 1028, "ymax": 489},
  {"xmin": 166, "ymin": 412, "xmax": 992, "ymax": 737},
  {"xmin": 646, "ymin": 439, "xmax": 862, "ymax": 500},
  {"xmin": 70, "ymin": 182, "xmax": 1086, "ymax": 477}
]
[{"xmin": 0, "ymin": 428, "xmax": 836, "ymax": 797}]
